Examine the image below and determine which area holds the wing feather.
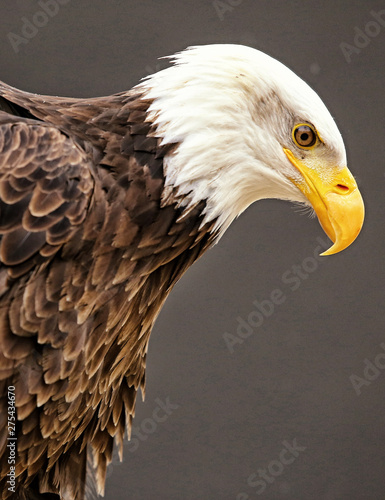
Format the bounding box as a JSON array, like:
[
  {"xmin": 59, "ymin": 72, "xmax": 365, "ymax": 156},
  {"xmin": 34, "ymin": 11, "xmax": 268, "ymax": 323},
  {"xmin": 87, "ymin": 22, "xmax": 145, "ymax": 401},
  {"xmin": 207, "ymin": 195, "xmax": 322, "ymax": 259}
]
[
  {"xmin": 0, "ymin": 115, "xmax": 95, "ymax": 497},
  {"xmin": 0, "ymin": 83, "xmax": 219, "ymax": 499},
  {"xmin": 0, "ymin": 116, "xmax": 93, "ymax": 279}
]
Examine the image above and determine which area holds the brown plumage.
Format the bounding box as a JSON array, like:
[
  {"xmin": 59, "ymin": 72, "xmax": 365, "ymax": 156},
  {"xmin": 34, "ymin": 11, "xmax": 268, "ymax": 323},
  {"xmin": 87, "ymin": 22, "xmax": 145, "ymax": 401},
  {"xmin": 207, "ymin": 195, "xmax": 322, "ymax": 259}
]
[{"xmin": 0, "ymin": 82, "xmax": 217, "ymax": 499}]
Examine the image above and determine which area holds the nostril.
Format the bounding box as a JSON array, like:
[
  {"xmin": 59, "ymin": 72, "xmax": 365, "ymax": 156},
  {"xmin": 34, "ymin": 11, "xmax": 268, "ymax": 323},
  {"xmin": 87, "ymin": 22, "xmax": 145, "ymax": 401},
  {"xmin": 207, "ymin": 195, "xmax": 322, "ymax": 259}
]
[{"xmin": 336, "ymin": 184, "xmax": 350, "ymax": 193}]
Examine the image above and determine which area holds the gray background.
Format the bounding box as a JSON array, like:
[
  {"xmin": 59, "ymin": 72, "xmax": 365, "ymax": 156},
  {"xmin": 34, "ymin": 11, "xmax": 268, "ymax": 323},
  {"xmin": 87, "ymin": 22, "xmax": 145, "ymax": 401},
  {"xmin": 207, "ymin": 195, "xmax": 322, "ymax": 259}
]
[{"xmin": 1, "ymin": 1, "xmax": 384, "ymax": 499}]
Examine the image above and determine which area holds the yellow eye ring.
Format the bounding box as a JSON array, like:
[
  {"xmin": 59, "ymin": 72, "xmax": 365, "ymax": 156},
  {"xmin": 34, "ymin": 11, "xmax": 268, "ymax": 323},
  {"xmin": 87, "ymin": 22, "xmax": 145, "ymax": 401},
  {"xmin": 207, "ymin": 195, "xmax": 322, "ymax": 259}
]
[{"xmin": 292, "ymin": 123, "xmax": 318, "ymax": 149}]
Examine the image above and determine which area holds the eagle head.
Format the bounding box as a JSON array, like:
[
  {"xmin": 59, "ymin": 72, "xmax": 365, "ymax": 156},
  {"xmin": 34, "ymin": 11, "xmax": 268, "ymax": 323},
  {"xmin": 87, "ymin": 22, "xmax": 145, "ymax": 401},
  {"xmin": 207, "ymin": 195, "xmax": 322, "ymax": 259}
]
[{"xmin": 139, "ymin": 44, "xmax": 364, "ymax": 255}]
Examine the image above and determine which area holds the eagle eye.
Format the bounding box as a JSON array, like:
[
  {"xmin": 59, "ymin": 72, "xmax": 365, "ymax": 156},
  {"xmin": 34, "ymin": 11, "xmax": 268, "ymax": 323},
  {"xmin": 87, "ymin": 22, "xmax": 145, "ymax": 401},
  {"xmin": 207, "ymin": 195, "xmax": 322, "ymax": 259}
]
[{"xmin": 293, "ymin": 124, "xmax": 317, "ymax": 149}]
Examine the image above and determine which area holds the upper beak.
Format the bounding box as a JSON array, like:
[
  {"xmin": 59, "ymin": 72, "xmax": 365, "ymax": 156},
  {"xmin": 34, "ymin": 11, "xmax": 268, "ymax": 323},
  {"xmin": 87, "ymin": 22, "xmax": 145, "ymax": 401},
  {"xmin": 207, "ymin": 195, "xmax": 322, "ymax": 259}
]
[{"xmin": 283, "ymin": 148, "xmax": 365, "ymax": 256}]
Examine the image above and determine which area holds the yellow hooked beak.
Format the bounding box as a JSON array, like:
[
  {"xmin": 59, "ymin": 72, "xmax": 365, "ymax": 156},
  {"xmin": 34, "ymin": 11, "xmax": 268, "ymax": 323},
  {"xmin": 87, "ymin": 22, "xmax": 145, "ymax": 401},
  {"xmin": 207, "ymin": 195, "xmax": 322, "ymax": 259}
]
[{"xmin": 283, "ymin": 148, "xmax": 365, "ymax": 256}]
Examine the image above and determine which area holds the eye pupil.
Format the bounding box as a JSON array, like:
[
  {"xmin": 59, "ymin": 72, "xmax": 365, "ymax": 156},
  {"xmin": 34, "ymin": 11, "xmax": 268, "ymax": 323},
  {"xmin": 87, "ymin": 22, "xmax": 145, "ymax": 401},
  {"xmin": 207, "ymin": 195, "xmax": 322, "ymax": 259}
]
[{"xmin": 294, "ymin": 125, "xmax": 317, "ymax": 148}]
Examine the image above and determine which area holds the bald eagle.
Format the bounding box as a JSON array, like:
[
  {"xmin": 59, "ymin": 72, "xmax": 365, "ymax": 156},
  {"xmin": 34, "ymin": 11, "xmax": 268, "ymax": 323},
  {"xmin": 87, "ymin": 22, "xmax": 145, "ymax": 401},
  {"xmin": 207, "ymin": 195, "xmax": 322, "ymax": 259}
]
[{"xmin": 0, "ymin": 45, "xmax": 364, "ymax": 499}]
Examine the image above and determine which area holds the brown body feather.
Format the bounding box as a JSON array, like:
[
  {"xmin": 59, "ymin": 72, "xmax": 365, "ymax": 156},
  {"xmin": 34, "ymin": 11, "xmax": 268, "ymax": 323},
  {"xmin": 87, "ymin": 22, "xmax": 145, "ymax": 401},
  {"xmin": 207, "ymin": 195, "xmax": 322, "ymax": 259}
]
[{"xmin": 0, "ymin": 83, "xmax": 218, "ymax": 499}]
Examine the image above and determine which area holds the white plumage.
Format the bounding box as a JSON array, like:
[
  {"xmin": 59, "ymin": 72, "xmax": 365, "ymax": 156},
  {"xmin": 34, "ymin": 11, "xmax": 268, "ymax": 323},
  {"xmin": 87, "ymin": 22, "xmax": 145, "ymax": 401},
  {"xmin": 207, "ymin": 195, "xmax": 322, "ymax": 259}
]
[{"xmin": 140, "ymin": 44, "xmax": 348, "ymax": 236}]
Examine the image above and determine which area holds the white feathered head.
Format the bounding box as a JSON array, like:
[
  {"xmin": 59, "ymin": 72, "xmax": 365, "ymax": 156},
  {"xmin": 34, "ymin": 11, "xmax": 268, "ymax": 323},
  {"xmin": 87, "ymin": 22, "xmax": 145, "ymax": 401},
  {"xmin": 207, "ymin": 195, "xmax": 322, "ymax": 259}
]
[{"xmin": 139, "ymin": 44, "xmax": 364, "ymax": 255}]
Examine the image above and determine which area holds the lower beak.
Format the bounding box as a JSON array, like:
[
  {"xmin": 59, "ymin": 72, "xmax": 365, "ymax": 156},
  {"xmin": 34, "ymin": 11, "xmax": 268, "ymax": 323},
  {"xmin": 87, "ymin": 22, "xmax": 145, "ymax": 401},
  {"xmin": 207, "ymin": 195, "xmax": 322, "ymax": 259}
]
[{"xmin": 283, "ymin": 148, "xmax": 365, "ymax": 256}]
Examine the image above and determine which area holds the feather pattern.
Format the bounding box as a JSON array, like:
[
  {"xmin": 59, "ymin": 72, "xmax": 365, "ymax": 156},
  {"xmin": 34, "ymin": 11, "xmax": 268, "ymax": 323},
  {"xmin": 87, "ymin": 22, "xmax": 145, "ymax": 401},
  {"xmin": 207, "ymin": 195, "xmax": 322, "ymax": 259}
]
[
  {"xmin": 0, "ymin": 82, "xmax": 218, "ymax": 499},
  {"xmin": 0, "ymin": 42, "xmax": 355, "ymax": 499}
]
